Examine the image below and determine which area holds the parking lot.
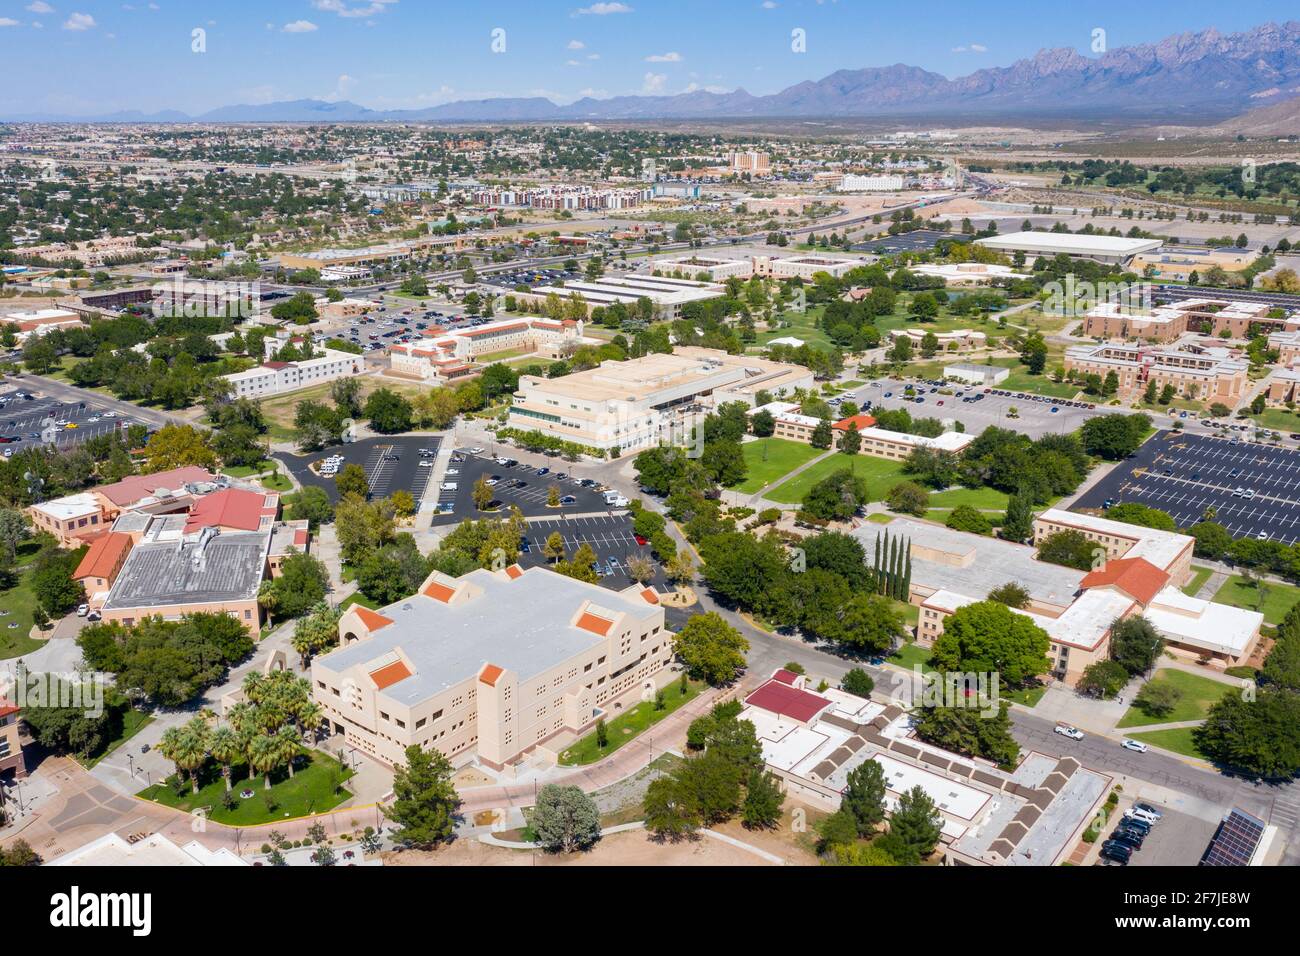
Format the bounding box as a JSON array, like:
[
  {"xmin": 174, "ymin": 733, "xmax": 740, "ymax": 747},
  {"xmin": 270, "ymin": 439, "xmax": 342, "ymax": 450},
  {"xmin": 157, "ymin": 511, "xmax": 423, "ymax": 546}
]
[
  {"xmin": 1123, "ymin": 806, "xmax": 1218, "ymax": 867},
  {"xmin": 1076, "ymin": 430, "xmax": 1300, "ymax": 544},
  {"xmin": 431, "ymin": 450, "xmax": 623, "ymax": 522},
  {"xmin": 275, "ymin": 435, "xmax": 441, "ymax": 504},
  {"xmin": 0, "ymin": 387, "xmax": 142, "ymax": 455},
  {"xmin": 845, "ymin": 376, "xmax": 1103, "ymax": 440},
  {"xmin": 483, "ymin": 265, "xmax": 585, "ymax": 291},
  {"xmin": 852, "ymin": 229, "xmax": 952, "ymax": 254},
  {"xmin": 518, "ymin": 513, "xmax": 676, "ymax": 597}
]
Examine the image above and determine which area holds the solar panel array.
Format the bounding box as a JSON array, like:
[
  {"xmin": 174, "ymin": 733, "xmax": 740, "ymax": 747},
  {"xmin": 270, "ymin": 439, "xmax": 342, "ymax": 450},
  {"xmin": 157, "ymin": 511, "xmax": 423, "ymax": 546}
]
[{"xmin": 1199, "ymin": 809, "xmax": 1265, "ymax": 866}]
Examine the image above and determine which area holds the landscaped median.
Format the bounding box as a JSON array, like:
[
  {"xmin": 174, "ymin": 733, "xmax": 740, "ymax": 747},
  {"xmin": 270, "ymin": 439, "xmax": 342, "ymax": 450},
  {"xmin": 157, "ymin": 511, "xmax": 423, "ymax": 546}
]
[{"xmin": 557, "ymin": 676, "xmax": 704, "ymax": 766}]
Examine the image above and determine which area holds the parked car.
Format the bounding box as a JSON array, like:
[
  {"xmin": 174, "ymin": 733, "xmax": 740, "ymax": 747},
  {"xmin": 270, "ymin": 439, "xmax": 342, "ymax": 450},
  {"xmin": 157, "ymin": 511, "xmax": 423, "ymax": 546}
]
[
  {"xmin": 1099, "ymin": 841, "xmax": 1132, "ymax": 865},
  {"xmin": 1131, "ymin": 802, "xmax": 1163, "ymax": 821},
  {"xmin": 1124, "ymin": 807, "xmax": 1160, "ymax": 826},
  {"xmin": 1120, "ymin": 739, "xmax": 1148, "ymax": 753},
  {"xmin": 1054, "ymin": 724, "xmax": 1084, "ymax": 740}
]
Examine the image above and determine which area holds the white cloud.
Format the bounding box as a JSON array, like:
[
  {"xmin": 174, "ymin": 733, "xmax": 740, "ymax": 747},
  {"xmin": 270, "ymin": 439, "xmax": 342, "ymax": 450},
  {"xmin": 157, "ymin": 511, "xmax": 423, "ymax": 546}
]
[
  {"xmin": 952, "ymin": 43, "xmax": 988, "ymax": 53},
  {"xmin": 566, "ymin": 59, "xmax": 581, "ymax": 67},
  {"xmin": 645, "ymin": 51, "xmax": 682, "ymax": 62},
  {"xmin": 62, "ymin": 12, "xmax": 94, "ymax": 30},
  {"xmin": 312, "ymin": 0, "xmax": 397, "ymax": 18},
  {"xmin": 567, "ymin": 39, "xmax": 584, "ymax": 49},
  {"xmin": 587, "ymin": 53, "xmax": 600, "ymax": 60},
  {"xmin": 282, "ymin": 20, "xmax": 319, "ymax": 33},
  {"xmin": 573, "ymin": 2, "xmax": 632, "ymax": 15},
  {"xmin": 0, "ymin": 17, "xmax": 20, "ymax": 27},
  {"xmin": 26, "ymin": 2, "xmax": 54, "ymax": 13},
  {"xmin": 642, "ymin": 72, "xmax": 666, "ymax": 93},
  {"xmin": 325, "ymin": 74, "xmax": 357, "ymax": 100},
  {"xmin": 761, "ymin": 1, "xmax": 777, "ymax": 7}
]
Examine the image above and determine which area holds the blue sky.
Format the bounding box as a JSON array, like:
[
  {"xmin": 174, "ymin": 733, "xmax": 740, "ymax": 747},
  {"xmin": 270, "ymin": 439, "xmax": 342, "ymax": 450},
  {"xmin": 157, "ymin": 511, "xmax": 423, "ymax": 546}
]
[{"xmin": 0, "ymin": 0, "xmax": 1290, "ymax": 116}]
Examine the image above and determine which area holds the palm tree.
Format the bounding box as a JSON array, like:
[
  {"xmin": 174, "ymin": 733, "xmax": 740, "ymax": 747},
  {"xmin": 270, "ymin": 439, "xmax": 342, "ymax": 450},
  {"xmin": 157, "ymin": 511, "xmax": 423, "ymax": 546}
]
[
  {"xmin": 295, "ymin": 700, "xmax": 325, "ymax": 743},
  {"xmin": 273, "ymin": 726, "xmax": 303, "ymax": 779},
  {"xmin": 160, "ymin": 724, "xmax": 207, "ymax": 794},
  {"xmin": 248, "ymin": 734, "xmax": 280, "ymax": 790},
  {"xmin": 158, "ymin": 726, "xmax": 190, "ymax": 786},
  {"xmin": 207, "ymin": 726, "xmax": 243, "ymax": 793},
  {"xmin": 241, "ymin": 672, "xmax": 267, "ymax": 706}
]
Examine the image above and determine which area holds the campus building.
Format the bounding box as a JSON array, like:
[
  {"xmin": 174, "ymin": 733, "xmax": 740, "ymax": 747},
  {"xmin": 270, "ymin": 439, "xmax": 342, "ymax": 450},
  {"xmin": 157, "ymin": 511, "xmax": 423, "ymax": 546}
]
[
  {"xmin": 1063, "ymin": 342, "xmax": 1249, "ymax": 404},
  {"xmin": 388, "ymin": 316, "xmax": 596, "ymax": 384},
  {"xmin": 651, "ymin": 255, "xmax": 754, "ymax": 282},
  {"xmin": 974, "ymin": 231, "xmax": 1163, "ymax": 266},
  {"xmin": 750, "ymin": 402, "xmax": 974, "ymax": 459},
  {"xmin": 852, "ymin": 510, "xmax": 1260, "ymax": 685},
  {"xmin": 221, "ymin": 346, "xmax": 363, "ymax": 399},
  {"xmin": 0, "ymin": 698, "xmax": 26, "ymax": 780},
  {"xmin": 514, "ymin": 274, "xmax": 725, "ymax": 322},
  {"xmin": 742, "ymin": 669, "xmax": 1113, "ymax": 866},
  {"xmin": 889, "ymin": 327, "xmax": 989, "ymax": 351},
  {"xmin": 752, "ymin": 254, "xmax": 862, "ymax": 281},
  {"xmin": 911, "ymin": 263, "xmax": 1031, "ymax": 285},
  {"xmin": 312, "ymin": 565, "xmax": 669, "ymax": 770},
  {"xmin": 508, "ymin": 347, "xmax": 813, "ymax": 454},
  {"xmin": 28, "ymin": 466, "xmax": 216, "ymax": 547},
  {"xmin": 1081, "ymin": 298, "xmax": 1299, "ymax": 343}
]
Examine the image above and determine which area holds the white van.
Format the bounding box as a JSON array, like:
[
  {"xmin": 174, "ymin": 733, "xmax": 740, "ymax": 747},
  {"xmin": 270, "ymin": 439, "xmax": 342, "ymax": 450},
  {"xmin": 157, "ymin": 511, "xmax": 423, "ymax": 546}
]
[{"xmin": 603, "ymin": 491, "xmax": 629, "ymax": 507}]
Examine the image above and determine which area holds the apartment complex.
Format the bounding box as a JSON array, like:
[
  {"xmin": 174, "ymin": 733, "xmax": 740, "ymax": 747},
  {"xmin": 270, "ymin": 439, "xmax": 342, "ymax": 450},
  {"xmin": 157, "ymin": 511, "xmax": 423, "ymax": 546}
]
[
  {"xmin": 389, "ymin": 316, "xmax": 595, "ymax": 384},
  {"xmin": 508, "ymin": 347, "xmax": 812, "ymax": 453},
  {"xmin": 1063, "ymin": 341, "xmax": 1249, "ymax": 404},
  {"xmin": 728, "ymin": 150, "xmax": 771, "ymax": 176},
  {"xmin": 854, "ymin": 511, "xmax": 1260, "ymax": 684},
  {"xmin": 742, "ymin": 670, "xmax": 1112, "ymax": 866},
  {"xmin": 1081, "ymin": 297, "xmax": 1298, "ymax": 343},
  {"xmin": 470, "ymin": 185, "xmax": 650, "ymax": 211},
  {"xmin": 312, "ymin": 565, "xmax": 669, "ymax": 769},
  {"xmin": 839, "ymin": 174, "xmax": 905, "ymax": 192}
]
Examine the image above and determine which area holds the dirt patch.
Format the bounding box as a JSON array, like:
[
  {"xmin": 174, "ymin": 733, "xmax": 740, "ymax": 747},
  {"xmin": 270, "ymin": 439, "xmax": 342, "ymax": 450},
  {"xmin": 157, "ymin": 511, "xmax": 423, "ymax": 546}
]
[{"xmin": 452, "ymin": 767, "xmax": 495, "ymax": 788}]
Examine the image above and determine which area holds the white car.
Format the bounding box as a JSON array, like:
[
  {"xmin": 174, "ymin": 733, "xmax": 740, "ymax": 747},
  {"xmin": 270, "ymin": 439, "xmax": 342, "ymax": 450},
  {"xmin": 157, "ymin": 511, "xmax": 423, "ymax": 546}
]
[
  {"xmin": 1120, "ymin": 739, "xmax": 1148, "ymax": 754},
  {"xmin": 1054, "ymin": 724, "xmax": 1085, "ymax": 741},
  {"xmin": 440, "ymin": 482, "xmax": 457, "ymax": 491},
  {"xmin": 1125, "ymin": 807, "xmax": 1160, "ymax": 826},
  {"xmin": 468, "ymin": 447, "xmax": 485, "ymax": 455},
  {"xmin": 77, "ymin": 604, "xmax": 89, "ymax": 617},
  {"xmin": 445, "ymin": 469, "xmax": 459, "ymax": 475},
  {"xmin": 419, "ymin": 460, "xmax": 434, "ymax": 468}
]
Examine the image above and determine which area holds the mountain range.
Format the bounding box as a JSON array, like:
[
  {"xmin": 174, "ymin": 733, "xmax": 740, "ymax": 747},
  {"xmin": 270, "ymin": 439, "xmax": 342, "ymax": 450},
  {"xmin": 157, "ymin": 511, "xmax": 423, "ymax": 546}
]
[{"xmin": 8, "ymin": 21, "xmax": 1300, "ymax": 126}]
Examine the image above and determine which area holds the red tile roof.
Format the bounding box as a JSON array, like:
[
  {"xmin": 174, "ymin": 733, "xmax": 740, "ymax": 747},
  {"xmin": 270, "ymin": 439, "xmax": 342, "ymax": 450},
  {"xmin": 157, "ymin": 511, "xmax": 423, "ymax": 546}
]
[
  {"xmin": 183, "ymin": 488, "xmax": 276, "ymax": 534},
  {"xmin": 1080, "ymin": 558, "xmax": 1170, "ymax": 607},
  {"xmin": 480, "ymin": 664, "xmax": 504, "ymax": 687},
  {"xmin": 576, "ymin": 611, "xmax": 613, "ymax": 636},
  {"xmin": 771, "ymin": 668, "xmax": 800, "ymax": 685},
  {"xmin": 96, "ymin": 466, "xmax": 214, "ymax": 507},
  {"xmin": 744, "ymin": 680, "xmax": 831, "ymax": 723},
  {"xmin": 369, "ymin": 660, "xmax": 412, "ymax": 690},
  {"xmin": 0, "ymin": 699, "xmax": 18, "ymax": 719},
  {"xmin": 504, "ymin": 564, "xmax": 523, "ymax": 580},
  {"xmin": 73, "ymin": 532, "xmax": 132, "ymax": 582},
  {"xmin": 353, "ymin": 606, "xmax": 394, "ymax": 632},
  {"xmin": 639, "ymin": 587, "xmax": 659, "ymax": 605},
  {"xmin": 833, "ymin": 413, "xmax": 877, "ymax": 432},
  {"xmin": 423, "ymin": 580, "xmax": 457, "ymax": 603}
]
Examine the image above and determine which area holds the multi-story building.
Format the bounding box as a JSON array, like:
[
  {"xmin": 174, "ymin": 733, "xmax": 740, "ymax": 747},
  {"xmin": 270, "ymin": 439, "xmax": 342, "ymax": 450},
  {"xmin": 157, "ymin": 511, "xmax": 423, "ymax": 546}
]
[
  {"xmin": 312, "ymin": 565, "xmax": 669, "ymax": 769},
  {"xmin": 651, "ymin": 255, "xmax": 753, "ymax": 282},
  {"xmin": 0, "ymin": 698, "xmax": 25, "ymax": 780},
  {"xmin": 221, "ymin": 346, "xmax": 363, "ymax": 399},
  {"xmin": 752, "ymin": 254, "xmax": 862, "ymax": 280},
  {"xmin": 1063, "ymin": 341, "xmax": 1249, "ymax": 404},
  {"xmin": 856, "ymin": 511, "xmax": 1260, "ymax": 685},
  {"xmin": 839, "ymin": 173, "xmax": 905, "ymax": 192},
  {"xmin": 1081, "ymin": 298, "xmax": 1298, "ymax": 343},
  {"xmin": 507, "ymin": 347, "xmax": 812, "ymax": 453},
  {"xmin": 752, "ymin": 403, "xmax": 975, "ymax": 459},
  {"xmin": 728, "ymin": 150, "xmax": 771, "ymax": 176},
  {"xmin": 470, "ymin": 185, "xmax": 650, "ymax": 211},
  {"xmin": 975, "ymin": 231, "xmax": 1163, "ymax": 266},
  {"xmin": 388, "ymin": 316, "xmax": 596, "ymax": 384},
  {"xmin": 515, "ymin": 274, "xmax": 725, "ymax": 322},
  {"xmin": 28, "ymin": 466, "xmax": 216, "ymax": 547}
]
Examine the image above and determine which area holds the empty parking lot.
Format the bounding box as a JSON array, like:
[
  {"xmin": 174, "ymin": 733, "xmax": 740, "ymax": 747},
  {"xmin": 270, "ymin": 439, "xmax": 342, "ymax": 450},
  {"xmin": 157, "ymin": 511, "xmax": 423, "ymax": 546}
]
[
  {"xmin": 1076, "ymin": 431, "xmax": 1300, "ymax": 544},
  {"xmin": 276, "ymin": 435, "xmax": 441, "ymax": 504}
]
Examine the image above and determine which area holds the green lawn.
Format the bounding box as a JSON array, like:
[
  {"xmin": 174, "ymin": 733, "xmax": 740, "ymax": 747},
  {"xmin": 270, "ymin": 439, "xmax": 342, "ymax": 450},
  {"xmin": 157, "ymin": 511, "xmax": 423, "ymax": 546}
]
[
  {"xmin": 78, "ymin": 708, "xmax": 154, "ymax": 769},
  {"xmin": 338, "ymin": 592, "xmax": 379, "ymax": 611},
  {"xmin": 1126, "ymin": 727, "xmax": 1207, "ymax": 760},
  {"xmin": 0, "ymin": 562, "xmax": 44, "ymax": 659},
  {"xmin": 138, "ymin": 751, "xmax": 354, "ymax": 826},
  {"xmin": 1250, "ymin": 408, "xmax": 1300, "ymax": 433},
  {"xmin": 732, "ymin": 439, "xmax": 826, "ymax": 494},
  {"xmin": 1182, "ymin": 566, "xmax": 1214, "ymax": 598},
  {"xmin": 888, "ymin": 641, "xmax": 932, "ymax": 671},
  {"xmin": 1116, "ymin": 669, "xmax": 1237, "ymax": 728},
  {"xmin": 262, "ymin": 472, "xmax": 292, "ymax": 492},
  {"xmin": 1212, "ymin": 575, "xmax": 1300, "ymax": 626},
  {"xmin": 929, "ymin": 486, "xmax": 1010, "ymax": 511},
  {"xmin": 754, "ymin": 306, "xmax": 837, "ymax": 351},
  {"xmin": 999, "ymin": 371, "xmax": 1080, "ymax": 399},
  {"xmin": 768, "ymin": 454, "xmax": 907, "ymax": 505},
  {"xmin": 1002, "ymin": 684, "xmax": 1049, "ymax": 707},
  {"xmin": 222, "ymin": 460, "xmax": 275, "ymax": 478},
  {"xmin": 866, "ymin": 513, "xmax": 895, "ymax": 524},
  {"xmin": 558, "ymin": 677, "xmax": 704, "ymax": 766}
]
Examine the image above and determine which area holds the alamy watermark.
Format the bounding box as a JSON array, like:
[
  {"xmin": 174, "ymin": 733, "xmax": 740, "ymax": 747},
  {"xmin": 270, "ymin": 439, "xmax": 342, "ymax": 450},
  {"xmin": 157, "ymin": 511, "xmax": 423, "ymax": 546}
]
[
  {"xmin": 1041, "ymin": 275, "xmax": 1154, "ymax": 318},
  {"xmin": 150, "ymin": 275, "xmax": 258, "ymax": 320},
  {"xmin": 0, "ymin": 668, "xmax": 105, "ymax": 719}
]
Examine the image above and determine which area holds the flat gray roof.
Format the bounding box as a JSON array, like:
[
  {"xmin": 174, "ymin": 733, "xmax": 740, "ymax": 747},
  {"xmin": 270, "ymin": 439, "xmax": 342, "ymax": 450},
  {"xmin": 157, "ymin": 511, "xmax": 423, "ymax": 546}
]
[
  {"xmin": 854, "ymin": 517, "xmax": 1084, "ymax": 608},
  {"xmin": 319, "ymin": 567, "xmax": 661, "ymax": 707},
  {"xmin": 104, "ymin": 530, "xmax": 268, "ymax": 610}
]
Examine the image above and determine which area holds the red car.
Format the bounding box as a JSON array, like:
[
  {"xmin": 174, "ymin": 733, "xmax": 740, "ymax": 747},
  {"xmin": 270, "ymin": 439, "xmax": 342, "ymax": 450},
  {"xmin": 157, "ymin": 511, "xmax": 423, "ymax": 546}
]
[{"xmin": 634, "ymin": 534, "xmax": 649, "ymax": 546}]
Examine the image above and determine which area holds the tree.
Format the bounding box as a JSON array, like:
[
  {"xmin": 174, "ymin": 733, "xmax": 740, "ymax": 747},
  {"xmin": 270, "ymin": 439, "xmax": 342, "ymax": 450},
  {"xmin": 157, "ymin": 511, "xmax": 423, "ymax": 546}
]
[
  {"xmin": 1000, "ymin": 492, "xmax": 1033, "ymax": 542},
  {"xmin": 390, "ymin": 489, "xmax": 416, "ymax": 517},
  {"xmin": 1189, "ymin": 521, "xmax": 1233, "ymax": 560},
  {"xmin": 643, "ymin": 773, "xmax": 702, "ymax": 839},
  {"xmin": 291, "ymin": 603, "xmax": 341, "ymax": 668},
  {"xmin": 1036, "ymin": 529, "xmax": 1097, "ymax": 571},
  {"xmin": 262, "ymin": 551, "xmax": 329, "ymax": 621},
  {"xmin": 542, "ymin": 531, "xmax": 566, "ymax": 564},
  {"xmin": 336, "ymin": 463, "xmax": 370, "ymax": 501},
  {"xmin": 803, "ymin": 532, "xmax": 868, "ymax": 587},
  {"xmin": 741, "ymin": 769, "xmax": 784, "ymax": 830},
  {"xmin": 802, "ymin": 468, "xmax": 870, "ymax": 521},
  {"xmin": 987, "ymin": 582, "xmax": 1030, "ymax": 609},
  {"xmin": 532, "ymin": 784, "xmax": 601, "ymax": 852},
  {"xmin": 815, "ymin": 808, "xmax": 860, "ymax": 854},
  {"xmin": 330, "ymin": 377, "xmax": 363, "ymax": 418},
  {"xmin": 810, "ymin": 418, "xmax": 834, "ymax": 450},
  {"xmin": 472, "ymin": 476, "xmax": 494, "ymax": 512},
  {"xmin": 702, "ymin": 439, "xmax": 747, "ymax": 487},
  {"xmin": 840, "ymin": 668, "xmax": 875, "ymax": 698},
  {"xmin": 886, "ymin": 481, "xmax": 930, "ymax": 517},
  {"xmin": 1134, "ymin": 680, "xmax": 1182, "ymax": 719},
  {"xmin": 389, "ymin": 745, "xmax": 461, "ymax": 847},
  {"xmin": 841, "ymin": 759, "xmax": 887, "ymax": 836},
  {"xmin": 751, "ymin": 409, "xmax": 776, "ymax": 437},
  {"xmin": 839, "ymin": 423, "xmax": 862, "ymax": 456},
  {"xmin": 1194, "ymin": 689, "xmax": 1300, "ymax": 779},
  {"xmin": 1109, "ymin": 615, "xmax": 1164, "ymax": 675},
  {"xmin": 888, "ymin": 785, "xmax": 943, "ymax": 860},
  {"xmin": 30, "ymin": 546, "xmax": 85, "ymax": 616},
  {"xmin": 1080, "ymin": 413, "xmax": 1150, "ymax": 460},
  {"xmin": 1077, "ymin": 660, "xmax": 1131, "ymax": 699},
  {"xmin": 673, "ymin": 612, "xmax": 748, "ymax": 686},
  {"xmin": 913, "ymin": 701, "xmax": 1020, "ymax": 767},
  {"xmin": 363, "ymin": 389, "xmax": 414, "ymax": 434},
  {"xmin": 930, "ymin": 600, "xmax": 1051, "ymax": 687},
  {"xmin": 142, "ymin": 424, "xmax": 218, "ymax": 473},
  {"xmin": 946, "ymin": 505, "xmax": 991, "ymax": 535}
]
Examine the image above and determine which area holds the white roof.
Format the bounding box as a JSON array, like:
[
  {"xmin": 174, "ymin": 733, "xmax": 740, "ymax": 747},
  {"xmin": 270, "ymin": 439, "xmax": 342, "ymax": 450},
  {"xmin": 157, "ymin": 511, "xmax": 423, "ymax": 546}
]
[
  {"xmin": 768, "ymin": 336, "xmax": 806, "ymax": 347},
  {"xmin": 1146, "ymin": 585, "xmax": 1263, "ymax": 656},
  {"xmin": 975, "ymin": 231, "xmax": 1163, "ymax": 256},
  {"xmin": 1037, "ymin": 508, "xmax": 1193, "ymax": 571},
  {"xmin": 32, "ymin": 492, "xmax": 100, "ymax": 521},
  {"xmin": 47, "ymin": 832, "xmax": 249, "ymax": 867},
  {"xmin": 860, "ymin": 426, "xmax": 975, "ymax": 452}
]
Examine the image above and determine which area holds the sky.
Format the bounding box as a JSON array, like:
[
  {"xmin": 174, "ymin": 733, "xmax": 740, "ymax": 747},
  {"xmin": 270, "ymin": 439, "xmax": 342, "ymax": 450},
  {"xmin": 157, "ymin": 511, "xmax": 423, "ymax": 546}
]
[{"xmin": 0, "ymin": 0, "xmax": 1292, "ymax": 117}]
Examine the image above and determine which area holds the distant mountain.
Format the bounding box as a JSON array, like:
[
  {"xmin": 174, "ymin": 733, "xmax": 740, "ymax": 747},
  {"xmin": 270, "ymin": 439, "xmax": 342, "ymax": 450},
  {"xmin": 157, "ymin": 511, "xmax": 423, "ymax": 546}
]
[
  {"xmin": 1214, "ymin": 94, "xmax": 1300, "ymax": 136},
  {"xmin": 8, "ymin": 21, "xmax": 1300, "ymax": 125}
]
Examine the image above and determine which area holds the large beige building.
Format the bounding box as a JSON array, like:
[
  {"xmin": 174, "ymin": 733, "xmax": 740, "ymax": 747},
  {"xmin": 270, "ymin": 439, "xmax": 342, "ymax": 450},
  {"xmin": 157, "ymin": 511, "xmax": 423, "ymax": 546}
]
[
  {"xmin": 312, "ymin": 565, "xmax": 669, "ymax": 770},
  {"xmin": 515, "ymin": 274, "xmax": 725, "ymax": 322},
  {"xmin": 1063, "ymin": 341, "xmax": 1249, "ymax": 404},
  {"xmin": 388, "ymin": 316, "xmax": 596, "ymax": 384},
  {"xmin": 507, "ymin": 346, "xmax": 813, "ymax": 454},
  {"xmin": 1081, "ymin": 297, "xmax": 1298, "ymax": 343},
  {"xmin": 855, "ymin": 509, "xmax": 1259, "ymax": 685}
]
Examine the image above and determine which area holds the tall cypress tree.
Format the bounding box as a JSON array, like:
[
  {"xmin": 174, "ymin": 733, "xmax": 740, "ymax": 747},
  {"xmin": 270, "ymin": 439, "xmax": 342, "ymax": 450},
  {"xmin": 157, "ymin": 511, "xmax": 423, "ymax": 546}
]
[
  {"xmin": 874, "ymin": 531, "xmax": 883, "ymax": 594},
  {"xmin": 902, "ymin": 543, "xmax": 913, "ymax": 601},
  {"xmin": 888, "ymin": 536, "xmax": 899, "ymax": 597}
]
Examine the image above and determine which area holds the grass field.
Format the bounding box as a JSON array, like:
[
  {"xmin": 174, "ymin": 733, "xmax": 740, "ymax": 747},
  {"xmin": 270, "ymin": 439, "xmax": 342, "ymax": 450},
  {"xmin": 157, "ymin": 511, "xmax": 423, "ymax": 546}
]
[
  {"xmin": 888, "ymin": 640, "xmax": 932, "ymax": 670},
  {"xmin": 261, "ymin": 377, "xmax": 429, "ymax": 440},
  {"xmin": 1125, "ymin": 726, "xmax": 1206, "ymax": 759},
  {"xmin": 1182, "ymin": 566, "xmax": 1214, "ymax": 597},
  {"xmin": 1212, "ymin": 575, "xmax": 1300, "ymax": 626},
  {"xmin": 0, "ymin": 542, "xmax": 49, "ymax": 659},
  {"xmin": 755, "ymin": 306, "xmax": 836, "ymax": 351},
  {"xmin": 78, "ymin": 708, "xmax": 153, "ymax": 769},
  {"xmin": 732, "ymin": 439, "xmax": 826, "ymax": 494},
  {"xmin": 138, "ymin": 751, "xmax": 354, "ymax": 826},
  {"xmin": 767, "ymin": 454, "xmax": 907, "ymax": 505},
  {"xmin": 221, "ymin": 460, "xmax": 275, "ymax": 478},
  {"xmin": 558, "ymin": 677, "xmax": 704, "ymax": 766},
  {"xmin": 1249, "ymin": 408, "xmax": 1300, "ymax": 434},
  {"xmin": 929, "ymin": 486, "xmax": 1010, "ymax": 511},
  {"xmin": 1116, "ymin": 669, "xmax": 1237, "ymax": 728}
]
